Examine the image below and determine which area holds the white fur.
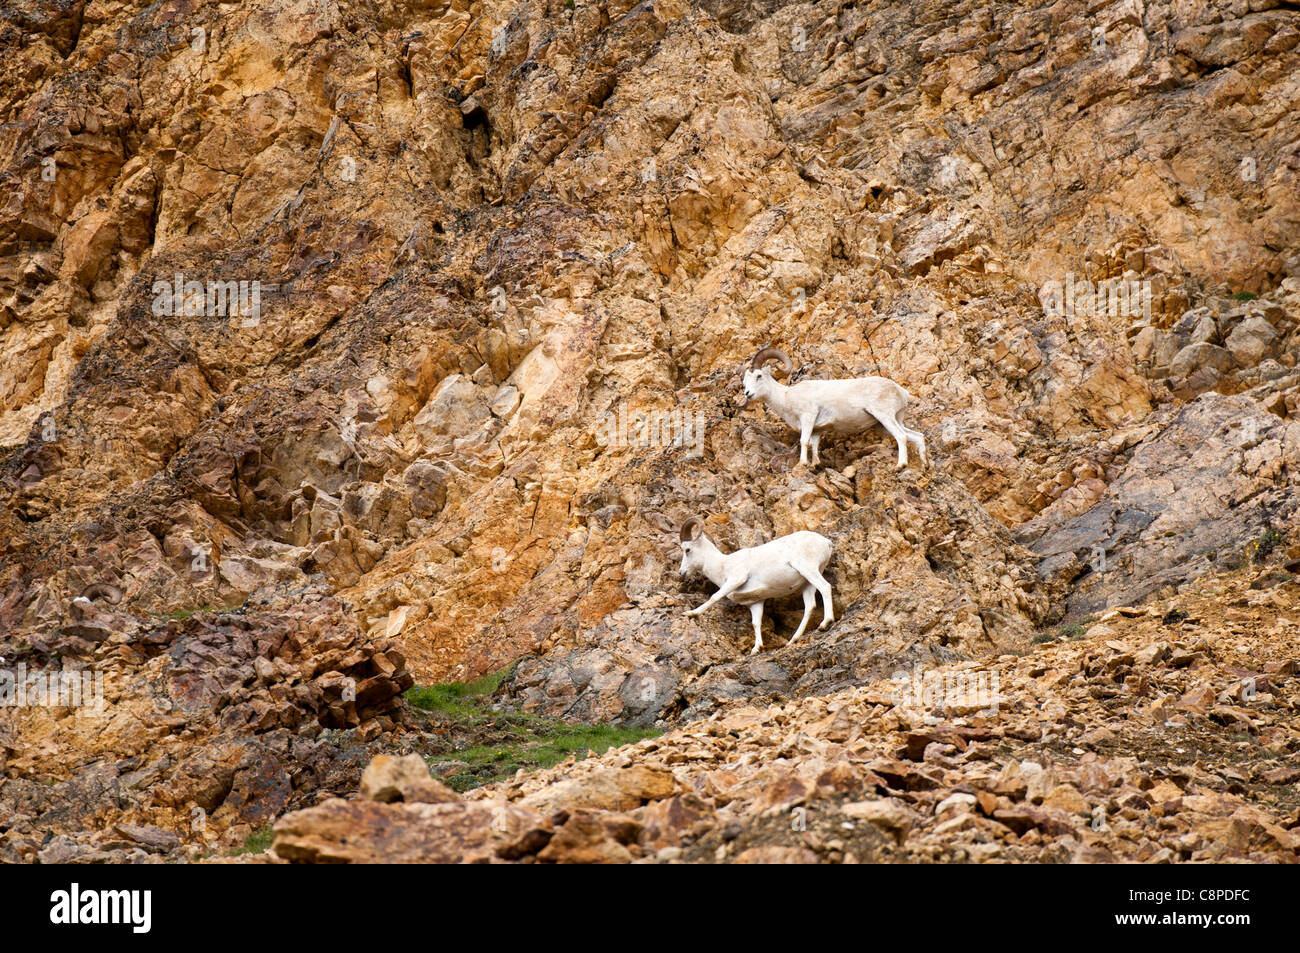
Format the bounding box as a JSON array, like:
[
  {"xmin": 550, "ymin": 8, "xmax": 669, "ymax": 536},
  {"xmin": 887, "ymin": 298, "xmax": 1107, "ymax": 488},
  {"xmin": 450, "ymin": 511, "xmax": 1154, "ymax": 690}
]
[
  {"xmin": 743, "ymin": 364, "xmax": 927, "ymax": 470},
  {"xmin": 679, "ymin": 525, "xmax": 834, "ymax": 655}
]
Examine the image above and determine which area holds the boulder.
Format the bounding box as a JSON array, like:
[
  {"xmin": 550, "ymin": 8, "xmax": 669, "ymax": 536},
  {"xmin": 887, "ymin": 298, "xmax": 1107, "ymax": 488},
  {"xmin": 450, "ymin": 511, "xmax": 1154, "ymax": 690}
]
[
  {"xmin": 1224, "ymin": 316, "xmax": 1279, "ymax": 367},
  {"xmin": 360, "ymin": 754, "xmax": 460, "ymax": 805},
  {"xmin": 1169, "ymin": 342, "xmax": 1234, "ymax": 381}
]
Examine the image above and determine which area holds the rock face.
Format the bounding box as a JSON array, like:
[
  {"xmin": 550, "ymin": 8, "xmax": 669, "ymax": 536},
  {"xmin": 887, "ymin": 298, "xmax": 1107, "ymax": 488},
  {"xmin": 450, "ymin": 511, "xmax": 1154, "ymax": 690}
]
[
  {"xmin": 1021, "ymin": 391, "xmax": 1300, "ymax": 616},
  {"xmin": 2, "ymin": 0, "xmax": 1300, "ymax": 861}
]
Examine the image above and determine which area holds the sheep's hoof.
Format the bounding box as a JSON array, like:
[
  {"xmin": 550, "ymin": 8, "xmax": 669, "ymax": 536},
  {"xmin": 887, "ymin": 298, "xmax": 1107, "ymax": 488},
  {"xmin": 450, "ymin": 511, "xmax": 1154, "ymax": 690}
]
[
  {"xmin": 749, "ymin": 645, "xmax": 761, "ymax": 655},
  {"xmin": 818, "ymin": 619, "xmax": 833, "ymax": 630}
]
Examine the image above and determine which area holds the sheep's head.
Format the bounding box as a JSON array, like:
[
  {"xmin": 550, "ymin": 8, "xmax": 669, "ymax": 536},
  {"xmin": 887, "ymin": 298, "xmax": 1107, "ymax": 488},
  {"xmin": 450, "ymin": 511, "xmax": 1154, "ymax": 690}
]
[
  {"xmin": 741, "ymin": 347, "xmax": 793, "ymax": 405},
  {"xmin": 678, "ymin": 517, "xmax": 706, "ymax": 576}
]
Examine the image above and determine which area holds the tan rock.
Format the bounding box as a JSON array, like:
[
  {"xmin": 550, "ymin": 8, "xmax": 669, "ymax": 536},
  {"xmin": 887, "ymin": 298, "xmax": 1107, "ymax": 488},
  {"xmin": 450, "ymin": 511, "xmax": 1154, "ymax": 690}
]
[
  {"xmin": 841, "ymin": 799, "xmax": 916, "ymax": 844},
  {"xmin": 536, "ymin": 812, "xmax": 635, "ymax": 864},
  {"xmin": 733, "ymin": 846, "xmax": 820, "ymax": 864},
  {"xmin": 360, "ymin": 754, "xmax": 459, "ymax": 805},
  {"xmin": 272, "ymin": 799, "xmax": 549, "ymax": 864},
  {"xmin": 1043, "ymin": 784, "xmax": 1089, "ymax": 815},
  {"xmin": 519, "ymin": 765, "xmax": 679, "ymax": 816}
]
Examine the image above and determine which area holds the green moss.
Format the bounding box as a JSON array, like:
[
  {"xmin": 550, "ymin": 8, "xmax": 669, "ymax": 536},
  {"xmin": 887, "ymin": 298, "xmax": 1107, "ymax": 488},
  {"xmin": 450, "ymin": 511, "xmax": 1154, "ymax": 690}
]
[{"xmin": 1232, "ymin": 291, "xmax": 1258, "ymax": 301}]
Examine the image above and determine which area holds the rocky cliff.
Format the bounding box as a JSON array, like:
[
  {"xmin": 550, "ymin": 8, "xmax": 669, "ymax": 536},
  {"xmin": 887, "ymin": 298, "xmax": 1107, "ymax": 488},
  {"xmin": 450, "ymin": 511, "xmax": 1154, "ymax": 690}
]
[{"xmin": 2, "ymin": 0, "xmax": 1299, "ymax": 862}]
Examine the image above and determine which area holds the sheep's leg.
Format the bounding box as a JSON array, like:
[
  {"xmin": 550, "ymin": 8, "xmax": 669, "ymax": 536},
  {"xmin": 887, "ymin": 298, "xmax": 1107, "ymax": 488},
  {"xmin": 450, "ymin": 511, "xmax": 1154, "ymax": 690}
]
[
  {"xmin": 810, "ymin": 433, "xmax": 822, "ymax": 467},
  {"xmin": 686, "ymin": 576, "xmax": 746, "ymax": 617},
  {"xmin": 790, "ymin": 562, "xmax": 835, "ymax": 629},
  {"xmin": 749, "ymin": 601, "xmax": 765, "ymax": 655},
  {"xmin": 798, "ymin": 414, "xmax": 817, "ymax": 466},
  {"xmin": 786, "ymin": 584, "xmax": 817, "ymax": 647},
  {"xmin": 901, "ymin": 420, "xmax": 928, "ymax": 467},
  {"xmin": 878, "ymin": 414, "xmax": 910, "ymax": 469}
]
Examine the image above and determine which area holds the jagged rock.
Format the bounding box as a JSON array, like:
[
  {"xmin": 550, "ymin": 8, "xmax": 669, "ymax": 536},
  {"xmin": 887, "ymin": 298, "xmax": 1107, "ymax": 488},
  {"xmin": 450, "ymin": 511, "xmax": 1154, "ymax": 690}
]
[
  {"xmin": 1169, "ymin": 343, "xmax": 1235, "ymax": 382},
  {"xmin": 841, "ymin": 799, "xmax": 917, "ymax": 844},
  {"xmin": 360, "ymin": 754, "xmax": 459, "ymax": 805},
  {"xmin": 1226, "ymin": 317, "xmax": 1280, "ymax": 368},
  {"xmin": 1021, "ymin": 395, "xmax": 1300, "ymax": 616},
  {"xmin": 536, "ymin": 811, "xmax": 637, "ymax": 864},
  {"xmin": 272, "ymin": 799, "xmax": 551, "ymax": 864},
  {"xmin": 519, "ymin": 765, "xmax": 679, "ymax": 816}
]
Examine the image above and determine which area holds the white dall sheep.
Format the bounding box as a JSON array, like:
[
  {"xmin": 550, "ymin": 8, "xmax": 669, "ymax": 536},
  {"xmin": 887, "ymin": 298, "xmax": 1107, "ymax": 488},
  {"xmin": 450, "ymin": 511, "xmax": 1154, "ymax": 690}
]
[
  {"xmin": 678, "ymin": 517, "xmax": 834, "ymax": 655},
  {"xmin": 741, "ymin": 347, "xmax": 927, "ymax": 470}
]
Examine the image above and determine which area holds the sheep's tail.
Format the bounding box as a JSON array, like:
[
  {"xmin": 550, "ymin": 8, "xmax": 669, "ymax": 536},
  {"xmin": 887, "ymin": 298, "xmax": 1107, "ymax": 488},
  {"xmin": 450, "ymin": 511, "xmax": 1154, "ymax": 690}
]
[{"xmin": 897, "ymin": 384, "xmax": 914, "ymax": 419}]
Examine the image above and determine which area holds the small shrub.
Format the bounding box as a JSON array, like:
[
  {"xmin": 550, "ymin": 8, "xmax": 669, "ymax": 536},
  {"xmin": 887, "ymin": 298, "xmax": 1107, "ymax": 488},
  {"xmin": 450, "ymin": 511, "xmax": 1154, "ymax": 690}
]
[
  {"xmin": 230, "ymin": 825, "xmax": 274, "ymax": 856},
  {"xmin": 1057, "ymin": 622, "xmax": 1085, "ymax": 640},
  {"xmin": 1248, "ymin": 526, "xmax": 1285, "ymax": 564}
]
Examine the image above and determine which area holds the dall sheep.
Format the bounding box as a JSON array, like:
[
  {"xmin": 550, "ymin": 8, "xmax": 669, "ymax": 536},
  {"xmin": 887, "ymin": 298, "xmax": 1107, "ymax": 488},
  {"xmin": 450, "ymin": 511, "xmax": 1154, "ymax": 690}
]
[
  {"xmin": 741, "ymin": 347, "xmax": 927, "ymax": 470},
  {"xmin": 678, "ymin": 517, "xmax": 834, "ymax": 655}
]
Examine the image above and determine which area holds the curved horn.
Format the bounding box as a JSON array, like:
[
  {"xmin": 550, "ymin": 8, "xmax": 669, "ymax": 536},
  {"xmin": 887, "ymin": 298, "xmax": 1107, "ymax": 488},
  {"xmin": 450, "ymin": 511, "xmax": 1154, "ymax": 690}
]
[
  {"xmin": 679, "ymin": 517, "xmax": 702, "ymax": 542},
  {"xmin": 81, "ymin": 583, "xmax": 123, "ymax": 605},
  {"xmin": 751, "ymin": 347, "xmax": 793, "ymax": 376}
]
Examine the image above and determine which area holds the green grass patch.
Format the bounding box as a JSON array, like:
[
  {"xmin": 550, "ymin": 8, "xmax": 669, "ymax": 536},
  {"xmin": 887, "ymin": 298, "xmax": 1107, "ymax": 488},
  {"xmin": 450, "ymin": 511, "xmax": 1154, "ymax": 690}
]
[
  {"xmin": 228, "ymin": 825, "xmax": 274, "ymax": 856},
  {"xmin": 156, "ymin": 607, "xmax": 206, "ymax": 621},
  {"xmin": 405, "ymin": 666, "xmax": 514, "ymax": 717},
  {"xmin": 1232, "ymin": 290, "xmax": 1258, "ymax": 301},
  {"xmin": 438, "ymin": 721, "xmax": 660, "ymax": 792},
  {"xmin": 404, "ymin": 666, "xmax": 660, "ymax": 792}
]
